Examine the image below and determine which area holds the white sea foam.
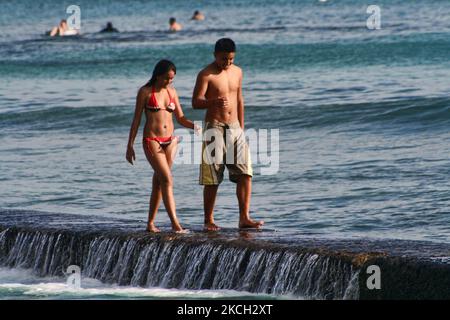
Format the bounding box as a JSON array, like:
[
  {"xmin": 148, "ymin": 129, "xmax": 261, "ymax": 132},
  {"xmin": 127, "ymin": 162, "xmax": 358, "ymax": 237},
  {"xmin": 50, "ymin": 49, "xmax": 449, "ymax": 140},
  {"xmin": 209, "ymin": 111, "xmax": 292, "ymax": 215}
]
[{"xmin": 0, "ymin": 267, "xmax": 289, "ymax": 300}]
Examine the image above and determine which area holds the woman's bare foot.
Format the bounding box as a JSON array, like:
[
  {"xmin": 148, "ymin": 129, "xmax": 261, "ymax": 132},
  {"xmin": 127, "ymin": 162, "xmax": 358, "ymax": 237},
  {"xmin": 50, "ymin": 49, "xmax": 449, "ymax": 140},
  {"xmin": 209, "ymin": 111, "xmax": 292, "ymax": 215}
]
[
  {"xmin": 174, "ymin": 228, "xmax": 189, "ymax": 234},
  {"xmin": 172, "ymin": 222, "xmax": 189, "ymax": 234},
  {"xmin": 204, "ymin": 222, "xmax": 221, "ymax": 231},
  {"xmin": 239, "ymin": 219, "xmax": 264, "ymax": 229},
  {"xmin": 146, "ymin": 223, "xmax": 161, "ymax": 233}
]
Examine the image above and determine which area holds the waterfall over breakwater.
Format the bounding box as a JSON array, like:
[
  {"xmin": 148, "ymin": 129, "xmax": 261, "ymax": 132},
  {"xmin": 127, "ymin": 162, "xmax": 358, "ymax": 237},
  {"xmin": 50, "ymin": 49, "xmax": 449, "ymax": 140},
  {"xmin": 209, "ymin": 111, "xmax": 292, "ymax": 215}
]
[
  {"xmin": 1, "ymin": 210, "xmax": 450, "ymax": 299},
  {"xmin": 0, "ymin": 227, "xmax": 359, "ymax": 299}
]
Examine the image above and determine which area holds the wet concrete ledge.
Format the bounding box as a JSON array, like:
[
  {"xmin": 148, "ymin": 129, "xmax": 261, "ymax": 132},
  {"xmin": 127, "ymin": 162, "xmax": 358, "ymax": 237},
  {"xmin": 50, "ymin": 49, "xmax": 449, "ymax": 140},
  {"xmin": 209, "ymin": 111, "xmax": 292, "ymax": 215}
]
[{"xmin": 0, "ymin": 209, "xmax": 449, "ymax": 299}]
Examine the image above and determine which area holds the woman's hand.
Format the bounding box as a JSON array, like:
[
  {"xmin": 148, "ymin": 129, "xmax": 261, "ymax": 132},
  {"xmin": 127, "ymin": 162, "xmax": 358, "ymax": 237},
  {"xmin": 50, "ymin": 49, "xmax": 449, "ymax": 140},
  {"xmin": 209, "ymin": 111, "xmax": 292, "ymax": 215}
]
[
  {"xmin": 126, "ymin": 145, "xmax": 136, "ymax": 165},
  {"xmin": 194, "ymin": 124, "xmax": 202, "ymax": 136}
]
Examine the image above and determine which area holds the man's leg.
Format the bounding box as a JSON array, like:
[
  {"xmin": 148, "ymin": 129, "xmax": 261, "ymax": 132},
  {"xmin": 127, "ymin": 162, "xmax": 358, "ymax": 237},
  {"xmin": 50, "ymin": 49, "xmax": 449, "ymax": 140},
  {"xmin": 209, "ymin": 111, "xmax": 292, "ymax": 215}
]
[
  {"xmin": 201, "ymin": 121, "xmax": 225, "ymax": 231},
  {"xmin": 236, "ymin": 175, "xmax": 264, "ymax": 229},
  {"xmin": 204, "ymin": 185, "xmax": 220, "ymax": 231}
]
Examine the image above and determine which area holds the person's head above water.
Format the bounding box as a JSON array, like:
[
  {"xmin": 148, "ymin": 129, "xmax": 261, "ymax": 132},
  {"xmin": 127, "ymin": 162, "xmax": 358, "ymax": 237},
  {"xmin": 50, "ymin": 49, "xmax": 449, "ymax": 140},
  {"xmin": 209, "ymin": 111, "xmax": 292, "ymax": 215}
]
[
  {"xmin": 192, "ymin": 10, "xmax": 205, "ymax": 20},
  {"xmin": 214, "ymin": 38, "xmax": 236, "ymax": 71},
  {"xmin": 100, "ymin": 21, "xmax": 118, "ymax": 33},
  {"xmin": 169, "ymin": 17, "xmax": 182, "ymax": 31},
  {"xmin": 147, "ymin": 59, "xmax": 176, "ymax": 88},
  {"xmin": 49, "ymin": 19, "xmax": 67, "ymax": 36}
]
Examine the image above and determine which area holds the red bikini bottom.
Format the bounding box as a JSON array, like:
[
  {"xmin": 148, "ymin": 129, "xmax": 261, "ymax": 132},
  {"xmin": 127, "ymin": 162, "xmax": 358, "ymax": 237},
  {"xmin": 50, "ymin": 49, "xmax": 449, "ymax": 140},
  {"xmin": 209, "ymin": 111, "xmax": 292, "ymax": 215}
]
[{"xmin": 143, "ymin": 136, "xmax": 179, "ymax": 157}]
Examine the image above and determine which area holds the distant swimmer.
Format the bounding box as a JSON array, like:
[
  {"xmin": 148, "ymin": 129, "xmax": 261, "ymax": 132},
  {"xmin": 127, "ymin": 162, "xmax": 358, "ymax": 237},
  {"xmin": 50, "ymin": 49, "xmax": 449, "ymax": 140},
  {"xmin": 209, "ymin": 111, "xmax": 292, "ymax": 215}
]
[
  {"xmin": 49, "ymin": 19, "xmax": 79, "ymax": 37},
  {"xmin": 49, "ymin": 19, "xmax": 67, "ymax": 36},
  {"xmin": 191, "ymin": 10, "xmax": 205, "ymax": 21},
  {"xmin": 169, "ymin": 17, "xmax": 182, "ymax": 32},
  {"xmin": 100, "ymin": 22, "xmax": 119, "ymax": 33}
]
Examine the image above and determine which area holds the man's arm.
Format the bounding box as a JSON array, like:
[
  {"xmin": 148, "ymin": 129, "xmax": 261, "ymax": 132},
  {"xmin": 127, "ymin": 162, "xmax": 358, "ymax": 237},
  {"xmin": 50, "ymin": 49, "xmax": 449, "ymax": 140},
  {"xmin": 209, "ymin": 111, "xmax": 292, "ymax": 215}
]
[
  {"xmin": 237, "ymin": 70, "xmax": 244, "ymax": 129},
  {"xmin": 192, "ymin": 71, "xmax": 210, "ymax": 109},
  {"xmin": 192, "ymin": 69, "xmax": 228, "ymax": 109}
]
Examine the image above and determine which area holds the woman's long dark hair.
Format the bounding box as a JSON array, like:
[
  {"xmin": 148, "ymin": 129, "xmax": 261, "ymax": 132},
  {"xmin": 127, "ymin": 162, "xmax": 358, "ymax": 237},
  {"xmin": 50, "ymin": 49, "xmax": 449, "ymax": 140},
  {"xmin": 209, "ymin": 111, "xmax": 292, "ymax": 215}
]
[{"xmin": 145, "ymin": 59, "xmax": 176, "ymax": 87}]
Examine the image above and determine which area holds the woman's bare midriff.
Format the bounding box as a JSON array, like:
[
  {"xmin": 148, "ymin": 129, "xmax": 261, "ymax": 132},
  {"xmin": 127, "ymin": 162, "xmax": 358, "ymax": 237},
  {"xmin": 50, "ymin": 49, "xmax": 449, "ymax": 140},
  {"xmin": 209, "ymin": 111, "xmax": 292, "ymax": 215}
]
[{"xmin": 143, "ymin": 110, "xmax": 174, "ymax": 137}]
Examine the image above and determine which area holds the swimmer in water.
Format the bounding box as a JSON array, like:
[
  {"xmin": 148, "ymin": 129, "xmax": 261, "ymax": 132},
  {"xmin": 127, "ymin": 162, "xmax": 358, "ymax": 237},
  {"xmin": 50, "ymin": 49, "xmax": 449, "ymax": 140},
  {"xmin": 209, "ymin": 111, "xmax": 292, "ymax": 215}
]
[
  {"xmin": 191, "ymin": 10, "xmax": 205, "ymax": 21},
  {"xmin": 49, "ymin": 19, "xmax": 79, "ymax": 36},
  {"xmin": 49, "ymin": 19, "xmax": 68, "ymax": 37},
  {"xmin": 169, "ymin": 17, "xmax": 182, "ymax": 32},
  {"xmin": 100, "ymin": 22, "xmax": 119, "ymax": 33}
]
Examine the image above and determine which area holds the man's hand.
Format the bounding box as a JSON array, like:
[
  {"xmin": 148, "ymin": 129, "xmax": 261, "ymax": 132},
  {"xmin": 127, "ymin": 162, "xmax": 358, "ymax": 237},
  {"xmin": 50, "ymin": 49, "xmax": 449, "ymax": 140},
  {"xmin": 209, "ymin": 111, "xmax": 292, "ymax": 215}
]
[
  {"xmin": 212, "ymin": 96, "xmax": 228, "ymax": 108},
  {"xmin": 126, "ymin": 145, "xmax": 135, "ymax": 165}
]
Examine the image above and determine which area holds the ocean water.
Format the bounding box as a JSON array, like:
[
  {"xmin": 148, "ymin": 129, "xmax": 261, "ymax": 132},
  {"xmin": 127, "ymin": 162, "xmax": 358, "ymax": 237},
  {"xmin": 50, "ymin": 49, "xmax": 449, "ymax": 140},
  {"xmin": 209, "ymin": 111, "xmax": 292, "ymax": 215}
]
[{"xmin": 1, "ymin": 0, "xmax": 450, "ymax": 299}]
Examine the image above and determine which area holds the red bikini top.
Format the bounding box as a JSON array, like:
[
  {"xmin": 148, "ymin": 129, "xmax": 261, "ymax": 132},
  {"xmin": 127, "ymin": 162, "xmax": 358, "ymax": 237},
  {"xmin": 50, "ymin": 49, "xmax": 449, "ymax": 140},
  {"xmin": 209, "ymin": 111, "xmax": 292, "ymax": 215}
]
[{"xmin": 146, "ymin": 86, "xmax": 176, "ymax": 112}]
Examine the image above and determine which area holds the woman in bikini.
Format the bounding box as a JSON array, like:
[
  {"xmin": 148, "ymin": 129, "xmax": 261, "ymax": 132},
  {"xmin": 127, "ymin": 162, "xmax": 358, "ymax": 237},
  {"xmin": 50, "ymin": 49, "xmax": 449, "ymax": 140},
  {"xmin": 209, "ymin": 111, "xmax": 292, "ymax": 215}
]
[{"xmin": 126, "ymin": 59, "xmax": 199, "ymax": 233}]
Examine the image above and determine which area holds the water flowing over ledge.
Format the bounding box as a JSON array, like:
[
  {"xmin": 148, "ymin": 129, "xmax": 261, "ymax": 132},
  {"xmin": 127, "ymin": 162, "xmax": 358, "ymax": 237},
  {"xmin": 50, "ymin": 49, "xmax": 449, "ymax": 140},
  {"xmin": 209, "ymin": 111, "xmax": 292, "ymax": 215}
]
[{"xmin": 0, "ymin": 209, "xmax": 449, "ymax": 300}]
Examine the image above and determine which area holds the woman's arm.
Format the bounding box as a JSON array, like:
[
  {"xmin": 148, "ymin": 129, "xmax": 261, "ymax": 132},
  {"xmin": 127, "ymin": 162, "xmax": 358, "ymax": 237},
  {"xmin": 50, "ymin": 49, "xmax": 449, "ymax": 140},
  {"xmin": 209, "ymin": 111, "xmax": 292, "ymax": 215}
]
[
  {"xmin": 126, "ymin": 87, "xmax": 147, "ymax": 164},
  {"xmin": 50, "ymin": 27, "xmax": 58, "ymax": 37},
  {"xmin": 173, "ymin": 89, "xmax": 200, "ymax": 132}
]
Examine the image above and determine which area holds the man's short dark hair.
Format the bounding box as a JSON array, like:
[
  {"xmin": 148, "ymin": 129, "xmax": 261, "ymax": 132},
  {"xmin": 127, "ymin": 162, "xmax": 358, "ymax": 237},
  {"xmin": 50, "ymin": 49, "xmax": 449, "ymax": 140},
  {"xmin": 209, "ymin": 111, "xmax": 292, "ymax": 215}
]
[{"xmin": 215, "ymin": 38, "xmax": 236, "ymax": 53}]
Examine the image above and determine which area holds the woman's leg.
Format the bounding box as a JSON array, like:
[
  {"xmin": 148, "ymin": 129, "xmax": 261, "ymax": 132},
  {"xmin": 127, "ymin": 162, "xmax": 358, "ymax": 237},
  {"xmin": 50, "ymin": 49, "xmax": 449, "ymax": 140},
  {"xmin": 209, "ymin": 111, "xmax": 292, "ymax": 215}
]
[
  {"xmin": 144, "ymin": 140, "xmax": 184, "ymax": 232},
  {"xmin": 146, "ymin": 139, "xmax": 178, "ymax": 231},
  {"xmin": 144, "ymin": 141, "xmax": 162, "ymax": 232},
  {"xmin": 147, "ymin": 173, "xmax": 161, "ymax": 232},
  {"xmin": 164, "ymin": 138, "xmax": 178, "ymax": 167}
]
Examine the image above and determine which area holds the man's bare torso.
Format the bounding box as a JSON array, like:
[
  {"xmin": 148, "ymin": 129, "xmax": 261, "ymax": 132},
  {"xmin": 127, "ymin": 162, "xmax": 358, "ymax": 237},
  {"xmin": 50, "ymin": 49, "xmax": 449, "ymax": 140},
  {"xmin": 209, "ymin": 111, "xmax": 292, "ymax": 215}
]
[{"xmin": 203, "ymin": 63, "xmax": 241, "ymax": 124}]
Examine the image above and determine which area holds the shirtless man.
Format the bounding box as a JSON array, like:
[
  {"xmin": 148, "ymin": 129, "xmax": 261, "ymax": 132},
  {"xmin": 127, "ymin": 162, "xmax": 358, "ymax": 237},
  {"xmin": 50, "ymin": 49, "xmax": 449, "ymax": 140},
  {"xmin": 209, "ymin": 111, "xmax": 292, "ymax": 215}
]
[{"xmin": 192, "ymin": 38, "xmax": 264, "ymax": 231}]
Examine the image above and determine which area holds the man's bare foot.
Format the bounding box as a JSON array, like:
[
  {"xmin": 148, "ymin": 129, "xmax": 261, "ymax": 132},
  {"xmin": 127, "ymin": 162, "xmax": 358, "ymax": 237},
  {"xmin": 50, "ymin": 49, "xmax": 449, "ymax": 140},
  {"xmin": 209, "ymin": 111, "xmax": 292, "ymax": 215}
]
[
  {"xmin": 146, "ymin": 223, "xmax": 160, "ymax": 233},
  {"xmin": 239, "ymin": 219, "xmax": 264, "ymax": 229},
  {"xmin": 204, "ymin": 222, "xmax": 221, "ymax": 231}
]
